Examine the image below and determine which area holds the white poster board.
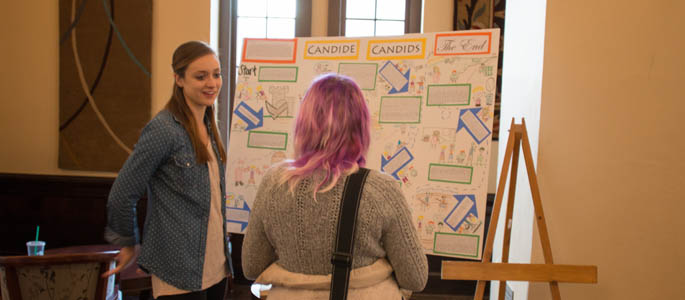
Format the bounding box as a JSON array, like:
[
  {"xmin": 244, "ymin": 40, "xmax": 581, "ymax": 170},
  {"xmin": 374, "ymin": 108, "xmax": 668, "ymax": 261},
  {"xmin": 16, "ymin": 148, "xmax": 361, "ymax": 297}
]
[{"xmin": 226, "ymin": 29, "xmax": 500, "ymax": 259}]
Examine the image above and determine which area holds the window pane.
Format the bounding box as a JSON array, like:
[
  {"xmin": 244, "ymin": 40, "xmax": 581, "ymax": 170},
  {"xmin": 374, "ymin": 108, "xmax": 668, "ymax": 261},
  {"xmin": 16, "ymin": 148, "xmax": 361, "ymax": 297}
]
[
  {"xmin": 238, "ymin": 0, "xmax": 266, "ymax": 17},
  {"xmin": 236, "ymin": 17, "xmax": 267, "ymax": 64},
  {"xmin": 267, "ymin": 0, "xmax": 296, "ymax": 18},
  {"xmin": 346, "ymin": 0, "xmax": 375, "ymax": 19},
  {"xmin": 267, "ymin": 18, "xmax": 295, "ymax": 39},
  {"xmin": 345, "ymin": 19, "xmax": 375, "ymax": 37},
  {"xmin": 376, "ymin": 0, "xmax": 405, "ymax": 20},
  {"xmin": 375, "ymin": 20, "xmax": 405, "ymax": 36}
]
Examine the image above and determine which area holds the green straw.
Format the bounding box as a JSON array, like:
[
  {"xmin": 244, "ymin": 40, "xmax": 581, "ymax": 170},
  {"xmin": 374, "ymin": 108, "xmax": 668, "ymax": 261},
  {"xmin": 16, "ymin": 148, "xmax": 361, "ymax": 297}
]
[{"xmin": 34, "ymin": 225, "xmax": 40, "ymax": 255}]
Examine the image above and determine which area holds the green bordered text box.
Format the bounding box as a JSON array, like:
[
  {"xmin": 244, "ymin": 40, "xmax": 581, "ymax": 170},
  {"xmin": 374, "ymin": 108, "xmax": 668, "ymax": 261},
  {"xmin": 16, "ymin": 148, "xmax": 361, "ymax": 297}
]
[
  {"xmin": 247, "ymin": 131, "xmax": 288, "ymax": 150},
  {"xmin": 433, "ymin": 232, "xmax": 480, "ymax": 258},
  {"xmin": 427, "ymin": 163, "xmax": 473, "ymax": 184},
  {"xmin": 426, "ymin": 83, "xmax": 471, "ymax": 106},
  {"xmin": 378, "ymin": 96, "xmax": 422, "ymax": 124},
  {"xmin": 337, "ymin": 62, "xmax": 378, "ymax": 90},
  {"xmin": 258, "ymin": 66, "xmax": 298, "ymax": 82}
]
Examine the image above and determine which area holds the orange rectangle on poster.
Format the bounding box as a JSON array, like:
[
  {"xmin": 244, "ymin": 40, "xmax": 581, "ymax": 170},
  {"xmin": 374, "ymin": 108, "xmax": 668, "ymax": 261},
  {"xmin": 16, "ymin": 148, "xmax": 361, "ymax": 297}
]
[{"xmin": 242, "ymin": 38, "xmax": 297, "ymax": 63}]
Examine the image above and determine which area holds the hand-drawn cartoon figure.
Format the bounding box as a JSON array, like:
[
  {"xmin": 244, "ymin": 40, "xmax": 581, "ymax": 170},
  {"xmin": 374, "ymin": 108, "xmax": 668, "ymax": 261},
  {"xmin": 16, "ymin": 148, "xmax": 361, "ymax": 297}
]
[
  {"xmin": 247, "ymin": 165, "xmax": 262, "ymax": 186},
  {"xmin": 396, "ymin": 140, "xmax": 408, "ymax": 153},
  {"xmin": 486, "ymin": 92, "xmax": 494, "ymax": 106},
  {"xmin": 235, "ymin": 194, "xmax": 246, "ymax": 208},
  {"xmin": 430, "ymin": 130, "xmax": 440, "ymax": 149},
  {"xmin": 255, "ymin": 85, "xmax": 268, "ymax": 101},
  {"xmin": 466, "ymin": 143, "xmax": 475, "ymax": 166},
  {"xmin": 426, "ymin": 221, "xmax": 435, "ymax": 236},
  {"xmin": 417, "ymin": 215, "xmax": 424, "ymax": 230},
  {"xmin": 462, "ymin": 214, "xmax": 482, "ymax": 233},
  {"xmin": 439, "ymin": 195, "xmax": 448, "ymax": 209},
  {"xmin": 409, "ymin": 75, "xmax": 416, "ymax": 93},
  {"xmin": 432, "ymin": 66, "xmax": 441, "ymax": 82},
  {"xmin": 237, "ymin": 83, "xmax": 252, "ymax": 101},
  {"xmin": 417, "ymin": 76, "xmax": 425, "ymax": 94},
  {"xmin": 439, "ymin": 145, "xmax": 446, "ymax": 163},
  {"xmin": 473, "ymin": 86, "xmax": 484, "ymax": 107},
  {"xmin": 232, "ymin": 119, "xmax": 247, "ymax": 132},
  {"xmin": 234, "ymin": 159, "xmax": 246, "ymax": 186},
  {"xmin": 480, "ymin": 106, "xmax": 491, "ymax": 122},
  {"xmin": 314, "ymin": 62, "xmax": 332, "ymax": 74},
  {"xmin": 456, "ymin": 150, "xmax": 466, "ymax": 163},
  {"xmin": 480, "ymin": 63, "xmax": 493, "ymax": 76},
  {"xmin": 450, "ymin": 69, "xmax": 458, "ymax": 83},
  {"xmin": 437, "ymin": 221, "xmax": 444, "ymax": 233},
  {"xmin": 408, "ymin": 165, "xmax": 418, "ymax": 177},
  {"xmin": 448, "ymin": 144, "xmax": 455, "ymax": 162},
  {"xmin": 477, "ymin": 146, "xmax": 486, "ymax": 166}
]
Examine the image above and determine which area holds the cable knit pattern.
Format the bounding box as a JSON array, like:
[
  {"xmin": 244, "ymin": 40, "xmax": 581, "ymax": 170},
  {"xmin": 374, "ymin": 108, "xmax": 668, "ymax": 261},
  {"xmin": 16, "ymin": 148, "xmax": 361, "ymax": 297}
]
[{"xmin": 242, "ymin": 166, "xmax": 428, "ymax": 291}]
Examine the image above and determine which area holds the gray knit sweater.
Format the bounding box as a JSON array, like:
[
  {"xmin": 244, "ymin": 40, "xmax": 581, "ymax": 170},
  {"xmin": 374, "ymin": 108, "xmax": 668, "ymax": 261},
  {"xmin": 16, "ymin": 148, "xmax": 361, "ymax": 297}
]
[{"xmin": 242, "ymin": 165, "xmax": 428, "ymax": 292}]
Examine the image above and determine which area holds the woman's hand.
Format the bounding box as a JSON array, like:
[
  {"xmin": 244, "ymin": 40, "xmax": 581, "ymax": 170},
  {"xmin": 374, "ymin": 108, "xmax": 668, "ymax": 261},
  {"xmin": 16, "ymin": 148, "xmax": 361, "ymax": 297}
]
[{"xmin": 101, "ymin": 245, "xmax": 140, "ymax": 278}]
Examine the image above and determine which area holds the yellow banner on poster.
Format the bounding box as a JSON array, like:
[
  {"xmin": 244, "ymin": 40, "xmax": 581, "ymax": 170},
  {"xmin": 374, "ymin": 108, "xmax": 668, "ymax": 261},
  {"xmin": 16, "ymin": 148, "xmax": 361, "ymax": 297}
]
[
  {"xmin": 304, "ymin": 40, "xmax": 360, "ymax": 60},
  {"xmin": 366, "ymin": 38, "xmax": 426, "ymax": 60}
]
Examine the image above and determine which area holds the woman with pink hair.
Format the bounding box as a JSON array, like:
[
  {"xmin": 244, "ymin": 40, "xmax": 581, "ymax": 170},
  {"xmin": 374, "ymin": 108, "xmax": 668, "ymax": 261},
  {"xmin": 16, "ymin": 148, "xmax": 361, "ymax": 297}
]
[{"xmin": 242, "ymin": 74, "xmax": 427, "ymax": 299}]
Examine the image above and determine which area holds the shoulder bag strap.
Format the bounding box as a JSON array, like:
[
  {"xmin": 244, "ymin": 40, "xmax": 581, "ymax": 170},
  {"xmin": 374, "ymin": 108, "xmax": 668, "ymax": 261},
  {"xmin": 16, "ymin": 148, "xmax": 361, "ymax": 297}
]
[{"xmin": 330, "ymin": 168, "xmax": 370, "ymax": 300}]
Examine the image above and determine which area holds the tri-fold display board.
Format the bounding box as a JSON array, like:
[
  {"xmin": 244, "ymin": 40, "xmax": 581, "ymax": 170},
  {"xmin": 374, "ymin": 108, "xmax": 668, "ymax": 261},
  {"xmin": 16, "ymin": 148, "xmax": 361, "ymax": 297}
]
[{"xmin": 226, "ymin": 29, "xmax": 500, "ymax": 259}]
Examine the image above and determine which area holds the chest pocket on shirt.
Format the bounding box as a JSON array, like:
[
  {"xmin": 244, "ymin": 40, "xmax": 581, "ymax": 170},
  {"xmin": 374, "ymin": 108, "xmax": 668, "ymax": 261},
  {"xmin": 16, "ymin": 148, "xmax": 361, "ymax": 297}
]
[
  {"xmin": 173, "ymin": 154, "xmax": 195, "ymax": 169},
  {"xmin": 172, "ymin": 154, "xmax": 200, "ymax": 189}
]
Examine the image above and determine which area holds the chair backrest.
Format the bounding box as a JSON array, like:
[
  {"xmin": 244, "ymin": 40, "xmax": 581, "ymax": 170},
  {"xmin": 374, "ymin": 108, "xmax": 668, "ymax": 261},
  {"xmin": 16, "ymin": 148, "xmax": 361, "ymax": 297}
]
[{"xmin": 0, "ymin": 251, "xmax": 118, "ymax": 300}]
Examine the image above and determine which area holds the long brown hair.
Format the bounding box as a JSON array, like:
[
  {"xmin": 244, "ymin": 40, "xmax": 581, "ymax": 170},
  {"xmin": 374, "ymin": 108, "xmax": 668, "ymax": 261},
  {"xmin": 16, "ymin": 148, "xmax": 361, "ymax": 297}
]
[{"xmin": 165, "ymin": 41, "xmax": 226, "ymax": 164}]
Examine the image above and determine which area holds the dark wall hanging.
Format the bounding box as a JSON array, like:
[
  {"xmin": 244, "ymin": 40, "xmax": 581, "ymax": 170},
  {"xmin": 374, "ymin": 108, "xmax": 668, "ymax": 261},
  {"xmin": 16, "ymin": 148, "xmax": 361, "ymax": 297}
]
[
  {"xmin": 454, "ymin": 0, "xmax": 505, "ymax": 141},
  {"xmin": 59, "ymin": 0, "xmax": 152, "ymax": 172}
]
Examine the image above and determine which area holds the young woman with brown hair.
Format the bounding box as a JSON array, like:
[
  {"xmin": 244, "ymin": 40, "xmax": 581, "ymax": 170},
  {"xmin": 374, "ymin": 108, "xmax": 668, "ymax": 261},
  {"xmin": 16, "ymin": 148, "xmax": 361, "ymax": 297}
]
[{"xmin": 103, "ymin": 41, "xmax": 229, "ymax": 300}]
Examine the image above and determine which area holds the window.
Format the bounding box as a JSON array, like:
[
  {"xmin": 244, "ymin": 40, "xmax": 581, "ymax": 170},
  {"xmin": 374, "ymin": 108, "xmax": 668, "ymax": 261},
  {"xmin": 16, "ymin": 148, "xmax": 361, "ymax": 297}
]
[
  {"xmin": 217, "ymin": 0, "xmax": 310, "ymax": 144},
  {"xmin": 346, "ymin": 0, "xmax": 405, "ymax": 37},
  {"xmin": 329, "ymin": 0, "xmax": 421, "ymax": 37},
  {"xmin": 235, "ymin": 0, "xmax": 297, "ymax": 66}
]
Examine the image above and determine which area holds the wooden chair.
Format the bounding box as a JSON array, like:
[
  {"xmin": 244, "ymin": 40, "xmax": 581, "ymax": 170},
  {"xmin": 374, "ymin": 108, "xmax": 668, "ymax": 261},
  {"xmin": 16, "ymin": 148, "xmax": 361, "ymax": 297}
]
[{"xmin": 0, "ymin": 251, "xmax": 119, "ymax": 300}]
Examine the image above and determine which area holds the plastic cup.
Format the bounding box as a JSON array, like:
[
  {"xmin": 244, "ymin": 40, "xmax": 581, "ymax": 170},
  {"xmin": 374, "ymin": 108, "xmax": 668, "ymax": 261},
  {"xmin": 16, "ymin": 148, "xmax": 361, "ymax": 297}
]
[{"xmin": 26, "ymin": 241, "xmax": 46, "ymax": 256}]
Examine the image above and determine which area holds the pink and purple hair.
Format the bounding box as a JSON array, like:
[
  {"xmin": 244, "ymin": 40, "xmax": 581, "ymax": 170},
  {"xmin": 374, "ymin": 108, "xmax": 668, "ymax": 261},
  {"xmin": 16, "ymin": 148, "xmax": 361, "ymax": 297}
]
[{"xmin": 281, "ymin": 74, "xmax": 370, "ymax": 196}]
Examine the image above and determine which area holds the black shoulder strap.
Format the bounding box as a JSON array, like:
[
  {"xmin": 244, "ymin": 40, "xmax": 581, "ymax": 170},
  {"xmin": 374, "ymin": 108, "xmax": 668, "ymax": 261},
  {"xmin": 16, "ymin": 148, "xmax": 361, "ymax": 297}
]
[{"xmin": 330, "ymin": 168, "xmax": 370, "ymax": 300}]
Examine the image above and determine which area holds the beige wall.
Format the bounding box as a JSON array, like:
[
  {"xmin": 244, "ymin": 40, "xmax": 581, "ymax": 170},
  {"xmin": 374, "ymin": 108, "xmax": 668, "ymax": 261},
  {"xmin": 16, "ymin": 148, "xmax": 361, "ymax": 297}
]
[
  {"xmin": 529, "ymin": 0, "xmax": 685, "ymax": 299},
  {"xmin": 0, "ymin": 1, "xmax": 214, "ymax": 177}
]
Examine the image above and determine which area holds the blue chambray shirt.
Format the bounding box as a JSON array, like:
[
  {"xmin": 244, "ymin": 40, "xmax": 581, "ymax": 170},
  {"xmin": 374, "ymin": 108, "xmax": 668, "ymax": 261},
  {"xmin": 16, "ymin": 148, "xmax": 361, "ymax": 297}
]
[{"xmin": 105, "ymin": 109, "xmax": 228, "ymax": 291}]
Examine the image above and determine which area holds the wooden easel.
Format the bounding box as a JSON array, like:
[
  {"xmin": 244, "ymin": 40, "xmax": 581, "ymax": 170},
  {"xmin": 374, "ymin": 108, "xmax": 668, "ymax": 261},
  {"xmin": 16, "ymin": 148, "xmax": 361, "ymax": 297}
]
[{"xmin": 441, "ymin": 118, "xmax": 597, "ymax": 300}]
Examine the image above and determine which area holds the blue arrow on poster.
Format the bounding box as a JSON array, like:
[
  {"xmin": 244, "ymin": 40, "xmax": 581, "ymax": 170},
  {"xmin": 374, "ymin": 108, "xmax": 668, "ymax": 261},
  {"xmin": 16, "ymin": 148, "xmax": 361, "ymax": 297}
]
[
  {"xmin": 443, "ymin": 194, "xmax": 478, "ymax": 232},
  {"xmin": 457, "ymin": 108, "xmax": 491, "ymax": 144},
  {"xmin": 381, "ymin": 147, "xmax": 414, "ymax": 180},
  {"xmin": 234, "ymin": 101, "xmax": 263, "ymax": 131},
  {"xmin": 378, "ymin": 61, "xmax": 410, "ymax": 94},
  {"xmin": 226, "ymin": 202, "xmax": 251, "ymax": 231}
]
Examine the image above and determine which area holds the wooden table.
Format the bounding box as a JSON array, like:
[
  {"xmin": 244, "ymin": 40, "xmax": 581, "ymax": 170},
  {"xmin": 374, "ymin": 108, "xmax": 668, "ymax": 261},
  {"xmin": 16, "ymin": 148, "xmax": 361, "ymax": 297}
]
[{"xmin": 46, "ymin": 244, "xmax": 151, "ymax": 299}]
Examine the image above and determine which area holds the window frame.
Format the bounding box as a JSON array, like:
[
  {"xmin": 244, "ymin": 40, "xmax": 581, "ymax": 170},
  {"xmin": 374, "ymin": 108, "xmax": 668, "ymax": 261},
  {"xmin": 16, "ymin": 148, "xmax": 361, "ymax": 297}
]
[
  {"xmin": 218, "ymin": 0, "xmax": 311, "ymax": 147},
  {"xmin": 327, "ymin": 0, "xmax": 421, "ymax": 37}
]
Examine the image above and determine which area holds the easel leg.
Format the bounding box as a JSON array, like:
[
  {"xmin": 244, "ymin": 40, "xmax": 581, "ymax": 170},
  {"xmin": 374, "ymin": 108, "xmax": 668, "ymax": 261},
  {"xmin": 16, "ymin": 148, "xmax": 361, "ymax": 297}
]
[
  {"xmin": 520, "ymin": 120, "xmax": 561, "ymax": 300},
  {"xmin": 498, "ymin": 132, "xmax": 522, "ymax": 299},
  {"xmin": 474, "ymin": 119, "xmax": 517, "ymax": 300}
]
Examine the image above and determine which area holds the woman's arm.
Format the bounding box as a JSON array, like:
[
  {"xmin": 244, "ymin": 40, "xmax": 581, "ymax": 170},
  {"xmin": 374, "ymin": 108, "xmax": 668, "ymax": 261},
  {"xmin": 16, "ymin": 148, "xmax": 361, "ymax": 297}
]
[
  {"xmin": 241, "ymin": 169, "xmax": 277, "ymax": 279},
  {"xmin": 380, "ymin": 180, "xmax": 429, "ymax": 292},
  {"xmin": 105, "ymin": 117, "xmax": 173, "ymax": 246}
]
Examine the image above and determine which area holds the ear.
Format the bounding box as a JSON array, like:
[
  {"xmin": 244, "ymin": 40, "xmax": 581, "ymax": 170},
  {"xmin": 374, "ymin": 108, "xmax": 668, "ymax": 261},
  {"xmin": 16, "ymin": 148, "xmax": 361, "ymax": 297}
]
[{"xmin": 174, "ymin": 74, "xmax": 184, "ymax": 88}]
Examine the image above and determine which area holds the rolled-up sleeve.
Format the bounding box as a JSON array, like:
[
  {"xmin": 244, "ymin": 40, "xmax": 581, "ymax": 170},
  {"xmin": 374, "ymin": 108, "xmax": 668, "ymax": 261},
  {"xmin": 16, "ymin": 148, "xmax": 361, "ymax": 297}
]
[{"xmin": 105, "ymin": 118, "xmax": 173, "ymax": 247}]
